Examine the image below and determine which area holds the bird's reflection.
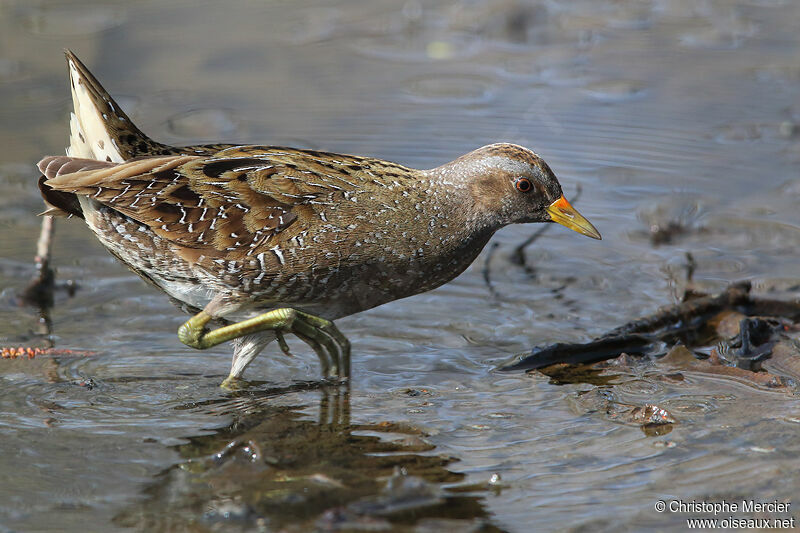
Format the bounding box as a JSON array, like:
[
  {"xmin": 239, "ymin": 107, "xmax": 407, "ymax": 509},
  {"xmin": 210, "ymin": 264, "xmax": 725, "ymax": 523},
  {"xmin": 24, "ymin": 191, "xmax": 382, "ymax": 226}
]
[{"xmin": 114, "ymin": 383, "xmax": 503, "ymax": 532}]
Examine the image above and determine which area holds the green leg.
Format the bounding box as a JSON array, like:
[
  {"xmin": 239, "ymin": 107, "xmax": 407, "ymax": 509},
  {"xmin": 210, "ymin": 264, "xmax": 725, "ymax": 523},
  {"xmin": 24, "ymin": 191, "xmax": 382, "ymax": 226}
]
[{"xmin": 177, "ymin": 307, "xmax": 351, "ymax": 384}]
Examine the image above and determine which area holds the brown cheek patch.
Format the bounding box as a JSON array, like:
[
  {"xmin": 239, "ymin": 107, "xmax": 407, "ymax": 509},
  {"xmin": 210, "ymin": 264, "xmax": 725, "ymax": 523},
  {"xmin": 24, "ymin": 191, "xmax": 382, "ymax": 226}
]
[
  {"xmin": 467, "ymin": 178, "xmax": 493, "ymax": 211},
  {"xmin": 468, "ymin": 171, "xmax": 517, "ymax": 212}
]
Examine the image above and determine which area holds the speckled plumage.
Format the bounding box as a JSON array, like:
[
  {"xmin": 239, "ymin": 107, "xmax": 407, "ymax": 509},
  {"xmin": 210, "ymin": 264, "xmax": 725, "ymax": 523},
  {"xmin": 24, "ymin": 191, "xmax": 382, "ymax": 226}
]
[{"xmin": 36, "ymin": 51, "xmax": 600, "ymax": 384}]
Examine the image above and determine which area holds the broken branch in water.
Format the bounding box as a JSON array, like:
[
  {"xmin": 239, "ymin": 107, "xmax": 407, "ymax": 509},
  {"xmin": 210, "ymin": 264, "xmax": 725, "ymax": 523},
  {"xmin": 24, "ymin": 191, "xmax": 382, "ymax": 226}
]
[
  {"xmin": 606, "ymin": 280, "xmax": 752, "ymax": 337},
  {"xmin": 21, "ymin": 215, "xmax": 56, "ymax": 309},
  {"xmin": 500, "ymin": 334, "xmax": 654, "ymax": 371},
  {"xmin": 500, "ymin": 280, "xmax": 800, "ymax": 379}
]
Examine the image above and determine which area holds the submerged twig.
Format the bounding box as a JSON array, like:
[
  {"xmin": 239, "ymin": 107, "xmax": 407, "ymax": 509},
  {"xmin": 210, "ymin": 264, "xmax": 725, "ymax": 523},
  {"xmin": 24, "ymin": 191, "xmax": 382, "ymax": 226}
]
[
  {"xmin": 481, "ymin": 242, "xmax": 501, "ymax": 299},
  {"xmin": 685, "ymin": 252, "xmax": 696, "ymax": 285},
  {"xmin": 509, "ymin": 225, "xmax": 549, "ymax": 276},
  {"xmin": 607, "ymin": 280, "xmax": 751, "ymax": 337},
  {"xmin": 21, "ymin": 215, "xmax": 56, "ymax": 309},
  {"xmin": 17, "ymin": 213, "xmax": 79, "ymax": 348},
  {"xmin": 511, "ymin": 184, "xmax": 583, "ymax": 273},
  {"xmin": 500, "ymin": 280, "xmax": 761, "ymax": 372},
  {"xmin": 482, "ymin": 185, "xmax": 585, "ymax": 298}
]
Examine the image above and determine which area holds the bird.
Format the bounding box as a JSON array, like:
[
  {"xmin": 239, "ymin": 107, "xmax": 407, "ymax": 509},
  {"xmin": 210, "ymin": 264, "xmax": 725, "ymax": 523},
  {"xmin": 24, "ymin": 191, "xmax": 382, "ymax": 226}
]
[{"xmin": 36, "ymin": 51, "xmax": 601, "ymax": 387}]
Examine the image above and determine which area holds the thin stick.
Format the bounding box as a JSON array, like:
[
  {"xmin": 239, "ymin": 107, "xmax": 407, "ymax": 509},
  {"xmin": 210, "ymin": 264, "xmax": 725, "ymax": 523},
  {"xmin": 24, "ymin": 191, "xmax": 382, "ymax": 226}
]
[
  {"xmin": 481, "ymin": 242, "xmax": 501, "ymax": 298},
  {"xmin": 511, "ymin": 184, "xmax": 583, "ymax": 270},
  {"xmin": 21, "ymin": 215, "xmax": 56, "ymax": 309}
]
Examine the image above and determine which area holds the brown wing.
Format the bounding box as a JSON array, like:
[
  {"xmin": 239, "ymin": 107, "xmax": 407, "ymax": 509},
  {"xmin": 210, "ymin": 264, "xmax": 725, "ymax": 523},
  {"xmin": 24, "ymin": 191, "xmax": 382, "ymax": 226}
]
[
  {"xmin": 37, "ymin": 156, "xmax": 117, "ymax": 217},
  {"xmin": 40, "ymin": 147, "xmax": 360, "ymax": 260}
]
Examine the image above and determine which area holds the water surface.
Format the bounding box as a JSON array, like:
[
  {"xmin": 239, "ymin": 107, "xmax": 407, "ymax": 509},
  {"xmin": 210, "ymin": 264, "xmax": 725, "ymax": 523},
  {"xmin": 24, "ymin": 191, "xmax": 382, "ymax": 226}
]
[{"xmin": 1, "ymin": 0, "xmax": 800, "ymax": 530}]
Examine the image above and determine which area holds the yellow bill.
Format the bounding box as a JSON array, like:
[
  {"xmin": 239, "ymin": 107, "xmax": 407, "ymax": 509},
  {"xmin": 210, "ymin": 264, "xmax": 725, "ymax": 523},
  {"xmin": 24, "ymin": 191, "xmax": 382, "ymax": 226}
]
[{"xmin": 546, "ymin": 196, "xmax": 602, "ymax": 240}]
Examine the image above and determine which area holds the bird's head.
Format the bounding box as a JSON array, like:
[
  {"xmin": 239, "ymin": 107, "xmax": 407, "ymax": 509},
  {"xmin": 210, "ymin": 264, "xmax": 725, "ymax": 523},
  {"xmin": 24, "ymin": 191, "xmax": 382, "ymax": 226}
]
[{"xmin": 438, "ymin": 143, "xmax": 601, "ymax": 239}]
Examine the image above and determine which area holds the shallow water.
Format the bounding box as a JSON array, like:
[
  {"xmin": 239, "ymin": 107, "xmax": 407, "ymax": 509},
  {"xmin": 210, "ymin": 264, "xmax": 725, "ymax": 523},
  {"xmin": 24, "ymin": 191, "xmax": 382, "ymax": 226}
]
[{"xmin": 1, "ymin": 0, "xmax": 800, "ymax": 530}]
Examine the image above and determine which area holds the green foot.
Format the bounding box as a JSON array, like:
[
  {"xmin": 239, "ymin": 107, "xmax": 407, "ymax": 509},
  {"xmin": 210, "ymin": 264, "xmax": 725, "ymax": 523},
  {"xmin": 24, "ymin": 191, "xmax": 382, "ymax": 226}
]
[
  {"xmin": 220, "ymin": 375, "xmax": 249, "ymax": 390},
  {"xmin": 178, "ymin": 307, "xmax": 351, "ymax": 382}
]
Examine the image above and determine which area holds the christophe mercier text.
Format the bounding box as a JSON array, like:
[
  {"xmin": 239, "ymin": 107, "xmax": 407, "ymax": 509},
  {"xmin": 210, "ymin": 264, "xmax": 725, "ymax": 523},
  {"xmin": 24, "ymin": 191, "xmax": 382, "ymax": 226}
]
[{"xmin": 669, "ymin": 500, "xmax": 790, "ymax": 514}]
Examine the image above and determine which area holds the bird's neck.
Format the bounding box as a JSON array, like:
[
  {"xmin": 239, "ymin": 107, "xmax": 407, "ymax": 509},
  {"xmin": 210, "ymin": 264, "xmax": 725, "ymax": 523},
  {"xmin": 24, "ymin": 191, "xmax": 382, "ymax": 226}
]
[{"xmin": 420, "ymin": 164, "xmax": 503, "ymax": 235}]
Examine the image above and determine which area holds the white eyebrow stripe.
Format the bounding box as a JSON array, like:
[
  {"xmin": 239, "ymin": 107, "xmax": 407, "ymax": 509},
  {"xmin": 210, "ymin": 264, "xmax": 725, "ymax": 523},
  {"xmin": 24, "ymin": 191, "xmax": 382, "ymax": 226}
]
[{"xmin": 476, "ymin": 155, "xmax": 537, "ymax": 176}]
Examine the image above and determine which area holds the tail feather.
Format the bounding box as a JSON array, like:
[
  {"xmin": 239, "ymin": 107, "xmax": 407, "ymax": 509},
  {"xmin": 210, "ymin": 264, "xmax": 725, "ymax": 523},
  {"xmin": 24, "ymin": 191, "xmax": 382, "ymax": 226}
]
[
  {"xmin": 39, "ymin": 53, "xmax": 233, "ymax": 217},
  {"xmin": 65, "ymin": 50, "xmax": 173, "ymax": 162}
]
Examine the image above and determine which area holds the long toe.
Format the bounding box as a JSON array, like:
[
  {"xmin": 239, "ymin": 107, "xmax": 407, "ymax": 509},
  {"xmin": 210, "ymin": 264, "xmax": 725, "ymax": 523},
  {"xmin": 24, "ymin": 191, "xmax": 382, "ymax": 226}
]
[{"xmin": 221, "ymin": 375, "xmax": 246, "ymax": 390}]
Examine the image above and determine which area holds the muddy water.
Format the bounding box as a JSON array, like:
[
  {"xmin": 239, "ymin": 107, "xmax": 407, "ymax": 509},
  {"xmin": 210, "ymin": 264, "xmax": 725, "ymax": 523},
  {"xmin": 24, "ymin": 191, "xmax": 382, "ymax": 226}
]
[{"xmin": 1, "ymin": 0, "xmax": 800, "ymax": 531}]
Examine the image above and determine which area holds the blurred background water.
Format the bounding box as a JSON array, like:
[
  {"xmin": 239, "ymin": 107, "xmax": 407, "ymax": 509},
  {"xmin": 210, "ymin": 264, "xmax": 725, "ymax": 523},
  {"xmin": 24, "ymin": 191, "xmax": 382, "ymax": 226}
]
[{"xmin": 1, "ymin": 0, "xmax": 799, "ymax": 531}]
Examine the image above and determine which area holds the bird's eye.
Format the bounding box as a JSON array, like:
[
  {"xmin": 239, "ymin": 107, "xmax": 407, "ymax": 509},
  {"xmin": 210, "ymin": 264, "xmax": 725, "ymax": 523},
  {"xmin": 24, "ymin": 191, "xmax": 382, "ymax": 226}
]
[{"xmin": 515, "ymin": 177, "xmax": 533, "ymax": 193}]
